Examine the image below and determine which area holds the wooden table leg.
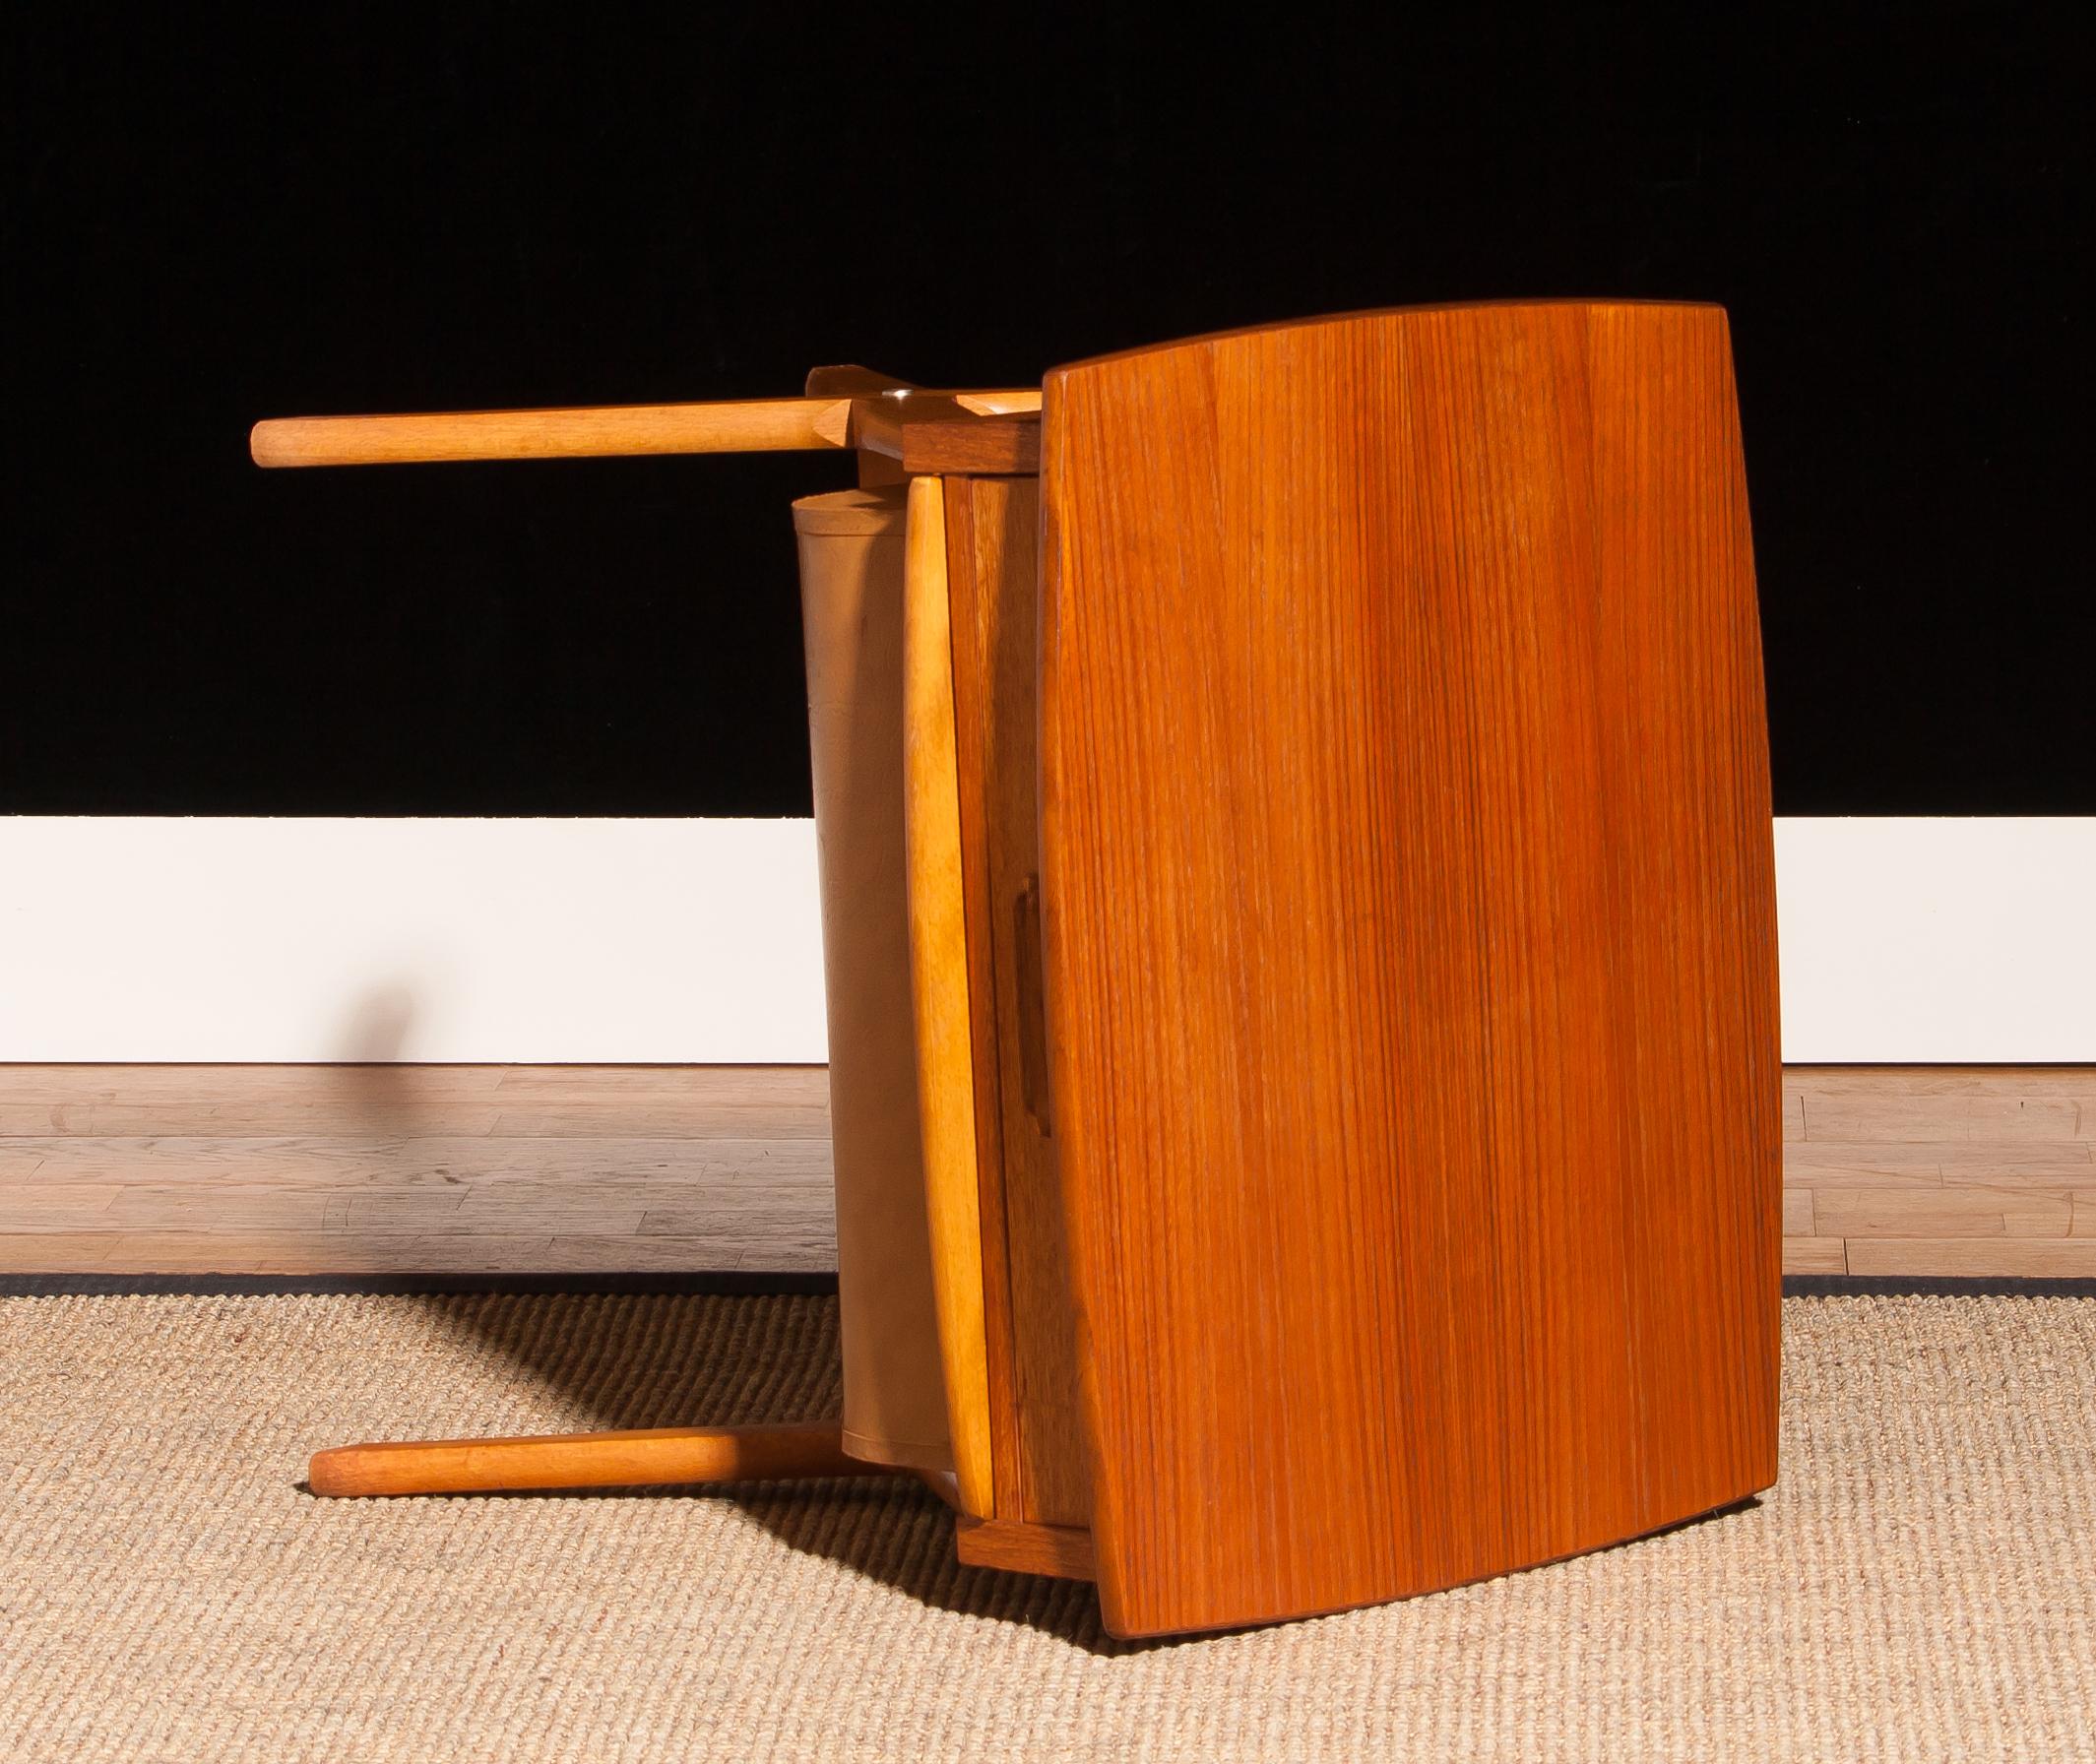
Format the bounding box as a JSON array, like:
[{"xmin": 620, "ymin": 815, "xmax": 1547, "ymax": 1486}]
[{"xmin": 308, "ymin": 1421, "xmax": 896, "ymax": 1497}]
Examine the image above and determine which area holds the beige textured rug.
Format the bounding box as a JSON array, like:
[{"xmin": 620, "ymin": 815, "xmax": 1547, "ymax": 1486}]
[{"xmin": 2, "ymin": 1292, "xmax": 2091, "ymax": 1763}]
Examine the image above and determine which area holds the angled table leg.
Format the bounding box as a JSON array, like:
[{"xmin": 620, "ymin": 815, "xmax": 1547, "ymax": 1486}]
[{"xmin": 308, "ymin": 1422, "xmax": 903, "ymax": 1498}]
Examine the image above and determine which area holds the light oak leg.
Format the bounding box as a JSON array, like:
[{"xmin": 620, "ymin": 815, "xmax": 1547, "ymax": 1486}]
[{"xmin": 308, "ymin": 1421, "xmax": 898, "ymax": 1497}]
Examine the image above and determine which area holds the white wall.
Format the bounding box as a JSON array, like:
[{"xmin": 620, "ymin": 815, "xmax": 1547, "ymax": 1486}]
[
  {"xmin": 0, "ymin": 816, "xmax": 2089, "ymax": 1062},
  {"xmin": 1772, "ymin": 818, "xmax": 2094, "ymax": 1062},
  {"xmin": 0, "ymin": 819, "xmax": 825, "ymax": 1063}
]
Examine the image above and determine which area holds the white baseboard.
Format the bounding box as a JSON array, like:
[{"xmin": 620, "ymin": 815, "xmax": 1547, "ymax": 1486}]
[
  {"xmin": 0, "ymin": 817, "xmax": 2088, "ymax": 1063},
  {"xmin": 0, "ymin": 819, "xmax": 826, "ymax": 1063},
  {"xmin": 1772, "ymin": 817, "xmax": 2093, "ymax": 1062}
]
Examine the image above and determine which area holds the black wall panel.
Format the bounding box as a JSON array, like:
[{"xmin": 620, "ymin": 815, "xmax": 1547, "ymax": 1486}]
[{"xmin": 4, "ymin": 7, "xmax": 2088, "ymax": 814}]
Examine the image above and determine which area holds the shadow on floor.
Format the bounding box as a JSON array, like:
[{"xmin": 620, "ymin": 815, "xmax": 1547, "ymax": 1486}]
[
  {"xmin": 198, "ymin": 1017, "xmax": 1767, "ymax": 1657},
  {"xmin": 291, "ymin": 1283, "xmax": 1151, "ymax": 1655},
  {"xmin": 286, "ymin": 1280, "xmax": 1776, "ymax": 1658}
]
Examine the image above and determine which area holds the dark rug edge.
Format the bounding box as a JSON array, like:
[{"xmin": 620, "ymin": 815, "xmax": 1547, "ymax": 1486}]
[{"xmin": 1783, "ymin": 1273, "xmax": 2096, "ymax": 1299}]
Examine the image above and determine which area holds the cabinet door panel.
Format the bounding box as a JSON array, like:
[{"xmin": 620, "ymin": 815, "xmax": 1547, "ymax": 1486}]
[{"xmin": 1039, "ymin": 303, "xmax": 1779, "ymax": 1638}]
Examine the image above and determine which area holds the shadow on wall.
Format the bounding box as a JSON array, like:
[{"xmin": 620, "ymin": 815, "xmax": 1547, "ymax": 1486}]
[
  {"xmin": 319, "ymin": 980, "xmax": 428, "ymax": 1136},
  {"xmin": 336, "ymin": 981, "xmax": 418, "ymax": 1063}
]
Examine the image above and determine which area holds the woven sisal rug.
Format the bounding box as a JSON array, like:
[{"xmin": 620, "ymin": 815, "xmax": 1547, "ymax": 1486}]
[{"xmin": 2, "ymin": 1292, "xmax": 2091, "ymax": 1762}]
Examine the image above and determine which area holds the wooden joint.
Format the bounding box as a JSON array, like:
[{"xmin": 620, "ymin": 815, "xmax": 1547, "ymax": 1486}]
[{"xmin": 954, "ymin": 1515, "xmax": 1097, "ymax": 1582}]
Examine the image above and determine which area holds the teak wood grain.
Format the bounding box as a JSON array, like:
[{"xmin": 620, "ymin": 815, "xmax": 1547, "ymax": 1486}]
[
  {"xmin": 941, "ymin": 475, "xmax": 1091, "ymax": 1530},
  {"xmin": 952, "ymin": 1516, "xmax": 1097, "ymax": 1582},
  {"xmin": 900, "ymin": 475, "xmax": 995, "ymax": 1519},
  {"xmin": 1038, "ymin": 302, "xmax": 1780, "ymax": 1636},
  {"xmin": 856, "ymin": 403, "xmax": 1041, "ymax": 475}
]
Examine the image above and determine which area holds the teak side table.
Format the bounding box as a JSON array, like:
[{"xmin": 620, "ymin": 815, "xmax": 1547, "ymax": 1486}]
[{"xmin": 254, "ymin": 301, "xmax": 1781, "ymax": 1640}]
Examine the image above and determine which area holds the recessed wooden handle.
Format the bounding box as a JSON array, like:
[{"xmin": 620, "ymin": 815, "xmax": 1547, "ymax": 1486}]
[
  {"xmin": 307, "ymin": 1421, "xmax": 882, "ymax": 1496},
  {"xmin": 1013, "ymin": 876, "xmax": 1053, "ymax": 1136}
]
